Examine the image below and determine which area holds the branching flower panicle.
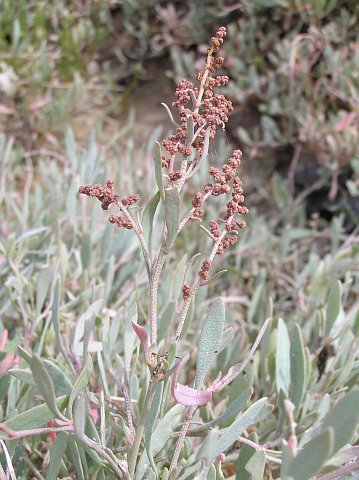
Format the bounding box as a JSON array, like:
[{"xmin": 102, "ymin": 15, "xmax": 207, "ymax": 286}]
[{"xmin": 78, "ymin": 27, "xmax": 258, "ymax": 478}]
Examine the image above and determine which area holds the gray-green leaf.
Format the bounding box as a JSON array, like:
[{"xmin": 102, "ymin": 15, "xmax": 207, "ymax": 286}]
[
  {"xmin": 285, "ymin": 428, "xmax": 334, "ymax": 480},
  {"xmin": 164, "ymin": 187, "xmax": 181, "ymax": 250},
  {"xmin": 321, "ymin": 390, "xmax": 359, "ymax": 455},
  {"xmin": 276, "ymin": 318, "xmax": 290, "ymax": 396},
  {"xmin": 46, "ymin": 432, "xmax": 69, "ymax": 480},
  {"xmin": 30, "ymin": 354, "xmax": 67, "ymax": 421},
  {"xmin": 215, "ymin": 398, "xmax": 270, "ymax": 457},
  {"xmin": 195, "ymin": 298, "xmax": 225, "ymax": 389},
  {"xmin": 290, "ymin": 324, "xmax": 306, "ymax": 414}
]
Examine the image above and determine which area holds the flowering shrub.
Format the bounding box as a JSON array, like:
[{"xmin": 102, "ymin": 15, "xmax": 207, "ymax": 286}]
[{"xmin": 0, "ymin": 25, "xmax": 359, "ymax": 480}]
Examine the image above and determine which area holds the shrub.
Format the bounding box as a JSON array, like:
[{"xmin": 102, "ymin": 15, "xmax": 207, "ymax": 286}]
[{"xmin": 0, "ymin": 25, "xmax": 358, "ymax": 480}]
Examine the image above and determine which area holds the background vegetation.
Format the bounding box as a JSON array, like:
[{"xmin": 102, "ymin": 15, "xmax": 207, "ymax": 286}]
[{"xmin": 0, "ymin": 1, "xmax": 358, "ymax": 479}]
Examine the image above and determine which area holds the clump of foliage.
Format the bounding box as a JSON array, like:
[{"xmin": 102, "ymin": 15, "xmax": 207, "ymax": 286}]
[
  {"xmin": 224, "ymin": 1, "xmax": 359, "ymax": 221},
  {"xmin": 1, "ymin": 25, "xmax": 359, "ymax": 480}
]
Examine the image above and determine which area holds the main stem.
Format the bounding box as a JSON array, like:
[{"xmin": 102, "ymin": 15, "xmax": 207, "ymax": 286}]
[
  {"xmin": 128, "ymin": 378, "xmax": 159, "ymax": 477},
  {"xmin": 169, "ymin": 406, "xmax": 196, "ymax": 474}
]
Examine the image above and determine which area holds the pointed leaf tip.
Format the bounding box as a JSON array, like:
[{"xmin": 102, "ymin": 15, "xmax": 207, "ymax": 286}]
[{"xmin": 131, "ymin": 321, "xmax": 149, "ymax": 361}]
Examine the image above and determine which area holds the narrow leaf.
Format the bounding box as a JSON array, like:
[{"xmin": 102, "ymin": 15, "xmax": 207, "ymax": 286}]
[
  {"xmin": 195, "ymin": 298, "xmax": 225, "ymax": 389},
  {"xmin": 73, "ymin": 393, "xmax": 87, "ymax": 439},
  {"xmin": 276, "ymin": 318, "xmax": 290, "ymax": 395},
  {"xmin": 131, "ymin": 321, "xmax": 149, "ymax": 362},
  {"xmin": 69, "ymin": 439, "xmax": 86, "ymax": 480},
  {"xmin": 124, "ymin": 301, "xmax": 137, "ymax": 375},
  {"xmin": 193, "ymin": 387, "xmax": 253, "ymax": 432},
  {"xmin": 285, "ymin": 428, "xmax": 334, "ymax": 480},
  {"xmin": 321, "ymin": 390, "xmax": 359, "ymax": 455},
  {"xmin": 30, "ymin": 354, "xmax": 67, "ymax": 421},
  {"xmin": 52, "ymin": 279, "xmax": 72, "ymax": 368},
  {"xmin": 68, "ymin": 355, "xmax": 93, "ymax": 416},
  {"xmin": 36, "ymin": 266, "xmax": 53, "ymax": 318},
  {"xmin": 8, "ymin": 368, "xmax": 36, "ymax": 387},
  {"xmin": 290, "ymin": 324, "xmax": 306, "ymax": 414},
  {"xmin": 46, "ymin": 432, "xmax": 69, "ymax": 480},
  {"xmin": 154, "ymin": 141, "xmax": 165, "ymax": 200},
  {"xmin": 4, "ymin": 396, "xmax": 68, "ymax": 431},
  {"xmin": 325, "ymin": 280, "xmax": 342, "ymax": 337},
  {"xmin": 215, "ymin": 398, "xmax": 270, "ymax": 457},
  {"xmin": 236, "ymin": 432, "xmax": 259, "ymax": 480},
  {"xmin": 165, "ymin": 187, "xmax": 181, "ymax": 250},
  {"xmin": 245, "ymin": 450, "xmax": 266, "ymax": 480},
  {"xmin": 142, "ymin": 191, "xmax": 160, "ymax": 248}
]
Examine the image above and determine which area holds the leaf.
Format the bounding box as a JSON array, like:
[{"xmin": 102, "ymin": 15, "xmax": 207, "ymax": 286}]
[
  {"xmin": 4, "ymin": 396, "xmax": 68, "ymax": 431},
  {"xmin": 245, "ymin": 450, "xmax": 266, "ymax": 480},
  {"xmin": 236, "ymin": 432, "xmax": 259, "ymax": 480},
  {"xmin": 178, "ymin": 461, "xmax": 202, "ymax": 480},
  {"xmin": 131, "ymin": 321, "xmax": 149, "ymax": 362},
  {"xmin": 69, "ymin": 439, "xmax": 86, "ymax": 480},
  {"xmin": 72, "ymin": 300, "xmax": 103, "ymax": 352},
  {"xmin": 36, "ymin": 266, "xmax": 53, "ymax": 318},
  {"xmin": 68, "ymin": 355, "xmax": 93, "ymax": 416},
  {"xmin": 207, "ymin": 464, "xmax": 216, "ymax": 480},
  {"xmin": 46, "ymin": 432, "xmax": 69, "ymax": 480},
  {"xmin": 150, "ymin": 404, "xmax": 184, "ymax": 457},
  {"xmin": 136, "ymin": 405, "xmax": 184, "ymax": 480},
  {"xmin": 164, "ymin": 187, "xmax": 180, "ymax": 250},
  {"xmin": 145, "ymin": 382, "xmax": 163, "ymax": 445},
  {"xmin": 145, "ymin": 382, "xmax": 164, "ymax": 471},
  {"xmin": 52, "ymin": 279, "xmax": 72, "ymax": 368},
  {"xmin": 290, "ymin": 324, "xmax": 306, "ymax": 414},
  {"xmin": 325, "ymin": 280, "xmax": 342, "ymax": 337},
  {"xmin": 285, "ymin": 428, "xmax": 334, "ymax": 480},
  {"xmin": 154, "ymin": 141, "xmax": 165, "ymax": 201},
  {"xmin": 172, "ymin": 353, "xmax": 212, "ymax": 407},
  {"xmin": 8, "ymin": 368, "xmax": 36, "ymax": 386},
  {"xmin": 124, "ymin": 300, "xmax": 137, "ymax": 376},
  {"xmin": 321, "ymin": 390, "xmax": 359, "ymax": 455},
  {"xmin": 218, "ymin": 326, "xmax": 235, "ymax": 354},
  {"xmin": 193, "ymin": 388, "xmax": 253, "ymax": 432},
  {"xmin": 30, "ymin": 354, "xmax": 67, "ymax": 421},
  {"xmin": 215, "ymin": 398, "xmax": 270, "ymax": 457},
  {"xmin": 197, "ymin": 429, "xmax": 219, "ymax": 464},
  {"xmin": 142, "ymin": 191, "xmax": 160, "ymax": 248},
  {"xmin": 195, "ymin": 298, "xmax": 225, "ymax": 389},
  {"xmin": 73, "ymin": 393, "xmax": 87, "ymax": 439},
  {"xmin": 80, "ymin": 232, "xmax": 92, "ymax": 270},
  {"xmin": 16, "ymin": 345, "xmax": 32, "ymax": 364},
  {"xmin": 43, "ymin": 359, "xmax": 74, "ymax": 396},
  {"xmin": 276, "ymin": 318, "xmax": 290, "ymax": 396}
]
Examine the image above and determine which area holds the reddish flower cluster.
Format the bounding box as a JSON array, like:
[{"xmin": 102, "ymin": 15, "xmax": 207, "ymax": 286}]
[
  {"xmin": 182, "ymin": 284, "xmax": 191, "ymax": 300},
  {"xmin": 210, "ymin": 26, "xmax": 227, "ymax": 53},
  {"xmin": 192, "ymin": 192, "xmax": 204, "ymax": 218},
  {"xmin": 79, "ymin": 180, "xmax": 140, "ymax": 230},
  {"xmin": 209, "ymin": 220, "xmax": 220, "ymax": 238},
  {"xmin": 198, "ymin": 260, "xmax": 212, "ymax": 281},
  {"xmin": 121, "ymin": 194, "xmax": 140, "ymax": 206},
  {"xmin": 205, "ymin": 149, "xmax": 243, "ymax": 197},
  {"xmin": 79, "ymin": 179, "xmax": 118, "ymax": 211},
  {"xmin": 216, "ymin": 235, "xmax": 238, "ymax": 255},
  {"xmin": 168, "ymin": 171, "xmax": 184, "ymax": 181},
  {"xmin": 108, "ymin": 215, "xmax": 133, "ymax": 230},
  {"xmin": 161, "ymin": 27, "xmax": 233, "ymax": 170}
]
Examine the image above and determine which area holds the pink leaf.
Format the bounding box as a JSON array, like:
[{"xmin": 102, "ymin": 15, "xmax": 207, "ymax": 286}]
[
  {"xmin": 171, "ymin": 353, "xmax": 212, "ymax": 406},
  {"xmin": 0, "ymin": 354, "xmax": 20, "ymax": 375},
  {"xmin": 0, "ymin": 330, "xmax": 8, "ymax": 350},
  {"xmin": 335, "ymin": 112, "xmax": 357, "ymax": 132},
  {"xmin": 131, "ymin": 321, "xmax": 149, "ymax": 360}
]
